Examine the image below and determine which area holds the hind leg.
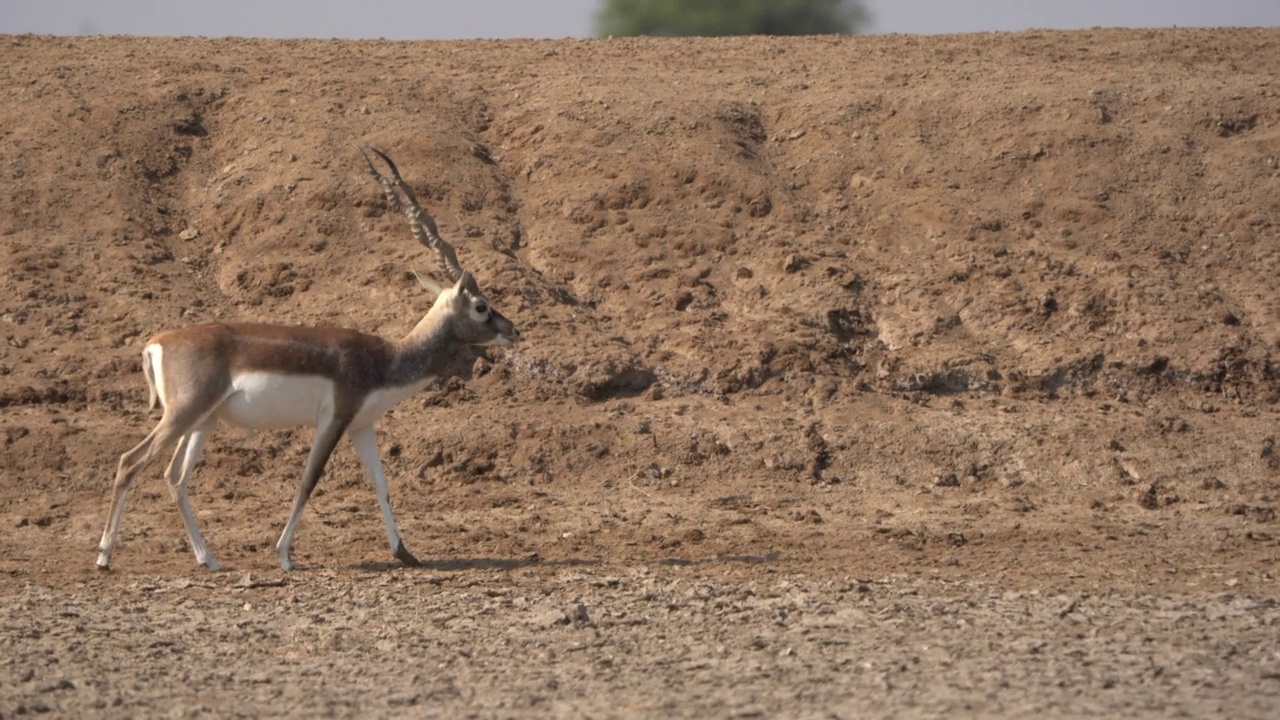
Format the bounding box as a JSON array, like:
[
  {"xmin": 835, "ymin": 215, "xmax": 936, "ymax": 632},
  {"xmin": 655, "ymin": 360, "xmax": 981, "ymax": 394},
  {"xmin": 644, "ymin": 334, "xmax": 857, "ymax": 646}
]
[
  {"xmin": 97, "ymin": 406, "xmax": 211, "ymax": 569},
  {"xmin": 165, "ymin": 422, "xmax": 219, "ymax": 570},
  {"xmin": 98, "ymin": 426, "xmax": 177, "ymax": 568}
]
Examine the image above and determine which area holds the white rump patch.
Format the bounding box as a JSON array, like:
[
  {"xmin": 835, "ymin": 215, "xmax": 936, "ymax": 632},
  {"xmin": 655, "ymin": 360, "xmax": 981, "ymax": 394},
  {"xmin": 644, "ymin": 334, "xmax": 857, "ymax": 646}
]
[{"xmin": 145, "ymin": 343, "xmax": 166, "ymax": 409}]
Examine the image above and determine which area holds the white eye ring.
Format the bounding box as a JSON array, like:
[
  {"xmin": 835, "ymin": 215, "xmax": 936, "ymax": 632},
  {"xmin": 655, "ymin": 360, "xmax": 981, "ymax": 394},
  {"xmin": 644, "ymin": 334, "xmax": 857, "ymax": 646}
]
[{"xmin": 475, "ymin": 303, "xmax": 488, "ymax": 314}]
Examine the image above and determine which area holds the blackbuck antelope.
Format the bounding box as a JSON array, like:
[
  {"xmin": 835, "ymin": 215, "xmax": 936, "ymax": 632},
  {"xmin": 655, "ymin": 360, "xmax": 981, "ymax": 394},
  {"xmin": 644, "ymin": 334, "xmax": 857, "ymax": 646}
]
[{"xmin": 97, "ymin": 148, "xmax": 518, "ymax": 571}]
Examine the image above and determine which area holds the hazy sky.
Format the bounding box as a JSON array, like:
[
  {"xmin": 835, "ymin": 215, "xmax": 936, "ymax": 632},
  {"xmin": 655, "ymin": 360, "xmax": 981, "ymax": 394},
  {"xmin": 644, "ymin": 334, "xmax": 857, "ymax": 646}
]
[{"xmin": 2, "ymin": 0, "xmax": 1277, "ymax": 38}]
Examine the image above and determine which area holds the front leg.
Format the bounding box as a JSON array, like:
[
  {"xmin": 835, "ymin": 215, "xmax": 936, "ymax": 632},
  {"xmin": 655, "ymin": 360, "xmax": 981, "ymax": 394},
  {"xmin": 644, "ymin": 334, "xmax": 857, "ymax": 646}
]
[
  {"xmin": 349, "ymin": 426, "xmax": 420, "ymax": 567},
  {"xmin": 276, "ymin": 418, "xmax": 349, "ymax": 571}
]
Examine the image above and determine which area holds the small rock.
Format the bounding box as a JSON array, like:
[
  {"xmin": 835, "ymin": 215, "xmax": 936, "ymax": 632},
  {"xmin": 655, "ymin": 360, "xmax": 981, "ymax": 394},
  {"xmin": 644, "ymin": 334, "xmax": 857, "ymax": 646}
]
[
  {"xmin": 1119, "ymin": 460, "xmax": 1142, "ymax": 482},
  {"xmin": 531, "ymin": 606, "xmax": 571, "ymax": 628},
  {"xmin": 179, "ymin": 227, "xmax": 199, "ymax": 241},
  {"xmin": 41, "ymin": 678, "xmax": 75, "ymax": 693},
  {"xmin": 934, "ymin": 473, "xmax": 960, "ymax": 488},
  {"xmin": 1138, "ymin": 482, "xmax": 1160, "ymax": 510},
  {"xmin": 387, "ymin": 692, "xmax": 420, "ymax": 707}
]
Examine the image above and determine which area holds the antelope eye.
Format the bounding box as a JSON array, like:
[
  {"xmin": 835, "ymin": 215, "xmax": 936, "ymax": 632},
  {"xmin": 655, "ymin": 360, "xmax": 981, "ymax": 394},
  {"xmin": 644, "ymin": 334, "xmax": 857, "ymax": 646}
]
[{"xmin": 475, "ymin": 303, "xmax": 488, "ymax": 314}]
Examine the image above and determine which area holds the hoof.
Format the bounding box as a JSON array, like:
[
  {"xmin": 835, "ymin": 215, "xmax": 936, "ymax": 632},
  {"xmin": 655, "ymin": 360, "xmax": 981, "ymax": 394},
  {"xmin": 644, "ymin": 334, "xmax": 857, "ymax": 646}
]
[{"xmin": 393, "ymin": 543, "xmax": 421, "ymax": 567}]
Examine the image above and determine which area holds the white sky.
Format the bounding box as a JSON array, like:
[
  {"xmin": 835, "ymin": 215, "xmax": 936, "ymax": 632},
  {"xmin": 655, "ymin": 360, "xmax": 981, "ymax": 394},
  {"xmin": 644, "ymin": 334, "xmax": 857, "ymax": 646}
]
[{"xmin": 1, "ymin": 0, "xmax": 1277, "ymax": 38}]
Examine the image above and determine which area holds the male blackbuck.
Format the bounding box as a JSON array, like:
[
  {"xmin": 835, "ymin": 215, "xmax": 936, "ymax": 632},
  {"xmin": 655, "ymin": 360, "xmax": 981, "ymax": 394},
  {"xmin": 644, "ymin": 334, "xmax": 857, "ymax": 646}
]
[{"xmin": 97, "ymin": 148, "xmax": 518, "ymax": 571}]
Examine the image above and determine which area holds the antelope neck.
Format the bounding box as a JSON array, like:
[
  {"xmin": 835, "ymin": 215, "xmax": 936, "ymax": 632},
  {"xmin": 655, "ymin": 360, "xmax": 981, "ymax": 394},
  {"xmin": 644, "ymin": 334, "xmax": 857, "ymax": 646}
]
[{"xmin": 386, "ymin": 309, "xmax": 457, "ymax": 387}]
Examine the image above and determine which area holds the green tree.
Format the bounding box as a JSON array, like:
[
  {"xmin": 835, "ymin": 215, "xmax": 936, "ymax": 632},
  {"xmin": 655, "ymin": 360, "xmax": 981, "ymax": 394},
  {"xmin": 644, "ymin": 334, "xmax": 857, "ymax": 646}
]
[{"xmin": 596, "ymin": 0, "xmax": 870, "ymax": 37}]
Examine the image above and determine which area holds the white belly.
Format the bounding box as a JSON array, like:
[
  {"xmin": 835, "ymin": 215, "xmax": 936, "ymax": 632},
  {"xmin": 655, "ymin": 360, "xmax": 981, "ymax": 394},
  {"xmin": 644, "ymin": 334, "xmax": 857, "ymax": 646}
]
[
  {"xmin": 217, "ymin": 373, "xmax": 336, "ymax": 430},
  {"xmin": 349, "ymin": 377, "xmax": 436, "ymax": 430}
]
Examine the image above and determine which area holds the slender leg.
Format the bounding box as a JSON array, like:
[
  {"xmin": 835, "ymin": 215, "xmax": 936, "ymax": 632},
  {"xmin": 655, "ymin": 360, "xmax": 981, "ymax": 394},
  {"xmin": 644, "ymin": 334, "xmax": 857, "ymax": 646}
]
[
  {"xmin": 98, "ymin": 427, "xmax": 161, "ymax": 568},
  {"xmin": 276, "ymin": 418, "xmax": 349, "ymax": 571},
  {"xmin": 164, "ymin": 435, "xmax": 190, "ymax": 482},
  {"xmin": 165, "ymin": 423, "xmax": 219, "ymax": 570},
  {"xmin": 349, "ymin": 426, "xmax": 419, "ymax": 567},
  {"xmin": 97, "ymin": 420, "xmax": 189, "ymax": 569}
]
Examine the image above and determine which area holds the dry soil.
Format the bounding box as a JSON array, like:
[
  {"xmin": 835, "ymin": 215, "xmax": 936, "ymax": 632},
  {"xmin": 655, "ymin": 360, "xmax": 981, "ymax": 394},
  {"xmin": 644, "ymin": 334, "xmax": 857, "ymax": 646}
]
[{"xmin": 1, "ymin": 29, "xmax": 1279, "ymax": 718}]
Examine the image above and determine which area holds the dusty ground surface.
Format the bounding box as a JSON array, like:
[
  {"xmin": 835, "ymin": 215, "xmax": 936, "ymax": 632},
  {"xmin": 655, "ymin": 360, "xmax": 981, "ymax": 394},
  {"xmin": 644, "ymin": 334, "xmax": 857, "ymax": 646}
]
[{"xmin": 1, "ymin": 28, "xmax": 1278, "ymax": 717}]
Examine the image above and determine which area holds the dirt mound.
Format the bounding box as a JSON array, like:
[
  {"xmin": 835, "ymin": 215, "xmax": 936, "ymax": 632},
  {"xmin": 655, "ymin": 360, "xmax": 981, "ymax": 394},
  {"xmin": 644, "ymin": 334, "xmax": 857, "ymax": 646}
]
[
  {"xmin": 0, "ymin": 28, "xmax": 1278, "ymax": 716},
  {"xmin": 3, "ymin": 26, "xmax": 1279, "ymax": 579}
]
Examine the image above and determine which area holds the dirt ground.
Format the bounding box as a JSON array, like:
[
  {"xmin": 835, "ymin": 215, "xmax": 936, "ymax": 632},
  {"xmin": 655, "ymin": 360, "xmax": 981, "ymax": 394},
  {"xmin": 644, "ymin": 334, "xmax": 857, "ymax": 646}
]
[{"xmin": 1, "ymin": 28, "xmax": 1278, "ymax": 717}]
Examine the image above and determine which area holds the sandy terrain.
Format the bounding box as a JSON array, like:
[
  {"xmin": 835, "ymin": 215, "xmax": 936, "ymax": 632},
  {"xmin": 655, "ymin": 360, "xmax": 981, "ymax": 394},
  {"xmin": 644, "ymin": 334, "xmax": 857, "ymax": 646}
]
[{"xmin": 1, "ymin": 28, "xmax": 1278, "ymax": 717}]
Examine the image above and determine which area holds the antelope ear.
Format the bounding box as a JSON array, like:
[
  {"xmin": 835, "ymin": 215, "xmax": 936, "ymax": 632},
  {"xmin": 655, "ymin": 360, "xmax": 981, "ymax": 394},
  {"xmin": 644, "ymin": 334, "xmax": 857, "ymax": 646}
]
[
  {"xmin": 455, "ymin": 271, "xmax": 481, "ymax": 296},
  {"xmin": 410, "ymin": 268, "xmax": 443, "ymax": 298}
]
